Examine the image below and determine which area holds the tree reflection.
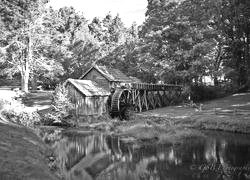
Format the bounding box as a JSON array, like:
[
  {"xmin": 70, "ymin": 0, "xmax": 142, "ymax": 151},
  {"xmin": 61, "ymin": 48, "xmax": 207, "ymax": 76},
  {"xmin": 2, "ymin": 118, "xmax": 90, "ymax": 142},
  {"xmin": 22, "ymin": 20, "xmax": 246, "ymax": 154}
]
[{"xmin": 51, "ymin": 132, "xmax": 250, "ymax": 180}]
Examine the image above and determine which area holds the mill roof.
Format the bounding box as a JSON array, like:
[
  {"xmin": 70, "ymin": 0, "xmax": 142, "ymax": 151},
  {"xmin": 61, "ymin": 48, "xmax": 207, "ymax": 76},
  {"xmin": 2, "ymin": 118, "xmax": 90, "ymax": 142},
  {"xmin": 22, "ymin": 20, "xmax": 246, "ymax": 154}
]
[
  {"xmin": 65, "ymin": 78, "xmax": 110, "ymax": 97},
  {"xmin": 80, "ymin": 65, "xmax": 135, "ymax": 82}
]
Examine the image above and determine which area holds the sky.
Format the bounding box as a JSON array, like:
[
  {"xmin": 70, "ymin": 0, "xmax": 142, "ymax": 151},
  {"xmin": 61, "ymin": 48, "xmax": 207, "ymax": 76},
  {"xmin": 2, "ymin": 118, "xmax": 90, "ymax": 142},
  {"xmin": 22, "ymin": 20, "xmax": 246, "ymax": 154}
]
[{"xmin": 47, "ymin": 0, "xmax": 148, "ymax": 27}]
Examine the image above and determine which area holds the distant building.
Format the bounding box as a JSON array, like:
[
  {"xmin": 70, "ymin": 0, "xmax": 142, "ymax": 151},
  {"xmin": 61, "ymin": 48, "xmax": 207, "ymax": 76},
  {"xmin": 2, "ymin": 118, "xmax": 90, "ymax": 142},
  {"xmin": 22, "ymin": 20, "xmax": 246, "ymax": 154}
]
[
  {"xmin": 80, "ymin": 65, "xmax": 141, "ymax": 90},
  {"xmin": 65, "ymin": 78, "xmax": 110, "ymax": 117}
]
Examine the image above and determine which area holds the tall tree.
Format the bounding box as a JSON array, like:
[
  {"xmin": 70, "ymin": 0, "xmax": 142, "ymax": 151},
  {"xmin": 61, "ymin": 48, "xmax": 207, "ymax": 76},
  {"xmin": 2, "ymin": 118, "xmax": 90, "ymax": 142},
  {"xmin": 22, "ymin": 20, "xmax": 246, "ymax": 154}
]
[
  {"xmin": 138, "ymin": 0, "xmax": 247, "ymax": 87},
  {"xmin": 55, "ymin": 7, "xmax": 100, "ymax": 79},
  {"xmin": 220, "ymin": 0, "xmax": 250, "ymax": 87},
  {"xmin": 0, "ymin": 0, "xmax": 58, "ymax": 92}
]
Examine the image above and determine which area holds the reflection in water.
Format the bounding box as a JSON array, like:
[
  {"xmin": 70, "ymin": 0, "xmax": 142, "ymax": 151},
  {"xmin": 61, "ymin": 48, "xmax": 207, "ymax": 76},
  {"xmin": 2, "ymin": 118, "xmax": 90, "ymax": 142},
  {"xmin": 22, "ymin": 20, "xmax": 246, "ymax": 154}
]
[{"xmin": 50, "ymin": 131, "xmax": 250, "ymax": 180}]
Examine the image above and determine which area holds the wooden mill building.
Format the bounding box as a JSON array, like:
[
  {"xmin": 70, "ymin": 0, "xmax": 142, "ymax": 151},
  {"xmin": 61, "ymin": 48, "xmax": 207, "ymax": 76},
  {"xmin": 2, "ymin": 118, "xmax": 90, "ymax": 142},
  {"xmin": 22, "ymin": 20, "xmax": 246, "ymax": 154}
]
[
  {"xmin": 80, "ymin": 65, "xmax": 141, "ymax": 91},
  {"xmin": 65, "ymin": 78, "xmax": 110, "ymax": 117},
  {"xmin": 65, "ymin": 65, "xmax": 142, "ymax": 117}
]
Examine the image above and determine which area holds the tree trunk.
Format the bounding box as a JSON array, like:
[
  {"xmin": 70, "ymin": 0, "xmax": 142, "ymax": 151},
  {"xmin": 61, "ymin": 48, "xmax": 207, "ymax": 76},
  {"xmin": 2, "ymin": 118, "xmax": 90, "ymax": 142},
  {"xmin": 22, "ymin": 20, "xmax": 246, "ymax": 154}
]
[
  {"xmin": 21, "ymin": 26, "xmax": 32, "ymax": 93},
  {"xmin": 31, "ymin": 74, "xmax": 37, "ymax": 90},
  {"xmin": 214, "ymin": 77, "xmax": 219, "ymax": 86},
  {"xmin": 246, "ymin": 33, "xmax": 250, "ymax": 87},
  {"xmin": 21, "ymin": 71, "xmax": 29, "ymax": 93},
  {"xmin": 20, "ymin": 55, "xmax": 30, "ymax": 93},
  {"xmin": 213, "ymin": 43, "xmax": 223, "ymax": 87}
]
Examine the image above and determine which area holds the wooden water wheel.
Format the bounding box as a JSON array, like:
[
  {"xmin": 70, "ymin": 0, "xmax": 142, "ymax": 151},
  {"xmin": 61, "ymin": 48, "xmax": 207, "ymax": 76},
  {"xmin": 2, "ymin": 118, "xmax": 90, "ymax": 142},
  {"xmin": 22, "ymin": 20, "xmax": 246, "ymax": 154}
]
[{"xmin": 110, "ymin": 89, "xmax": 133, "ymax": 120}]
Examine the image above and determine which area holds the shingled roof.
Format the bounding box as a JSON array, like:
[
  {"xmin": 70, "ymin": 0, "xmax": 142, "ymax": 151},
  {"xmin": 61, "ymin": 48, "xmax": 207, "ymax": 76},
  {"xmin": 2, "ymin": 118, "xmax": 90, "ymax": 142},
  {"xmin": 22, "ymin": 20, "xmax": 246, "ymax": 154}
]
[
  {"xmin": 80, "ymin": 65, "xmax": 135, "ymax": 82},
  {"xmin": 65, "ymin": 79, "xmax": 110, "ymax": 97}
]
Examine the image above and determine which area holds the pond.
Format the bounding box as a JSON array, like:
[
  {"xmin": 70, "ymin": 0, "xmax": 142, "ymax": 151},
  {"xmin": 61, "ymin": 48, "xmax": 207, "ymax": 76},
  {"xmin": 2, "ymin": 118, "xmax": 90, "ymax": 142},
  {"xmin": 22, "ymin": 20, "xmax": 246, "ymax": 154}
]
[{"xmin": 41, "ymin": 129, "xmax": 250, "ymax": 180}]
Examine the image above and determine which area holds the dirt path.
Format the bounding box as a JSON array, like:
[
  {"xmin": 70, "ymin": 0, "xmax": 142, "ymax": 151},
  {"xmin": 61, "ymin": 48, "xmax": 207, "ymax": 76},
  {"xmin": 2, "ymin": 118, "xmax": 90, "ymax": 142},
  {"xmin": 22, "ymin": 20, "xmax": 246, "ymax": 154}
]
[{"xmin": 22, "ymin": 91, "xmax": 53, "ymax": 112}]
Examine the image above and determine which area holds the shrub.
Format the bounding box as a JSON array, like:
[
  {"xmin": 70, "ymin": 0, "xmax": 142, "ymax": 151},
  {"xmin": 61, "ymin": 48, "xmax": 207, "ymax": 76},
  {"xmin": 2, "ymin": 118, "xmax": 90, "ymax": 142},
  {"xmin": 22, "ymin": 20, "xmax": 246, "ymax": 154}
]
[
  {"xmin": 52, "ymin": 83, "xmax": 73, "ymax": 115},
  {"xmin": 190, "ymin": 84, "xmax": 224, "ymax": 102},
  {"xmin": 42, "ymin": 83, "xmax": 75, "ymax": 126},
  {"xmin": 1, "ymin": 98, "xmax": 40, "ymax": 128},
  {"xmin": 180, "ymin": 85, "xmax": 191, "ymax": 102},
  {"xmin": 2, "ymin": 109, "xmax": 40, "ymax": 128}
]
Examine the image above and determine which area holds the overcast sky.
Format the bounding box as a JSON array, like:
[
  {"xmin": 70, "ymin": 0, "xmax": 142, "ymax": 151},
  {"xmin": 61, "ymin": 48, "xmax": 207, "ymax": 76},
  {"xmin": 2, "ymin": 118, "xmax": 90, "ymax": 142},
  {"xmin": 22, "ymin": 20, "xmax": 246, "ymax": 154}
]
[{"xmin": 47, "ymin": 0, "xmax": 147, "ymax": 27}]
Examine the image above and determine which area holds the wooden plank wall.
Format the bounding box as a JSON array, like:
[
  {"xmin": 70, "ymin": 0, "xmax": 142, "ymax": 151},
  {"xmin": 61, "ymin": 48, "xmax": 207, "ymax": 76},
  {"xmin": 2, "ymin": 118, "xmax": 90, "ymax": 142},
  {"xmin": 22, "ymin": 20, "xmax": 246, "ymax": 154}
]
[
  {"xmin": 81, "ymin": 69, "xmax": 110, "ymax": 90},
  {"xmin": 67, "ymin": 84, "xmax": 109, "ymax": 116}
]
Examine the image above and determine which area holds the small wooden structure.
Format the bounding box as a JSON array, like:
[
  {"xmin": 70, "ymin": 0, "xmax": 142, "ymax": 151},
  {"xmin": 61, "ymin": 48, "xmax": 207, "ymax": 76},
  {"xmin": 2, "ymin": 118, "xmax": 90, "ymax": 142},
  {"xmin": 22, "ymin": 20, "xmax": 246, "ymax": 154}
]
[
  {"xmin": 65, "ymin": 78, "xmax": 110, "ymax": 116},
  {"xmin": 80, "ymin": 65, "xmax": 141, "ymax": 90}
]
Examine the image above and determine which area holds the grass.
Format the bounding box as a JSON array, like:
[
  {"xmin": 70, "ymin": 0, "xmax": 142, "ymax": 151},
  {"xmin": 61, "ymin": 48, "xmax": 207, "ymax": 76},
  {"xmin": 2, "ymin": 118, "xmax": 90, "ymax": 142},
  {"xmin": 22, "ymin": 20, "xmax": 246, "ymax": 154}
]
[
  {"xmin": 135, "ymin": 91, "xmax": 250, "ymax": 134},
  {"xmin": 0, "ymin": 122, "xmax": 59, "ymax": 180}
]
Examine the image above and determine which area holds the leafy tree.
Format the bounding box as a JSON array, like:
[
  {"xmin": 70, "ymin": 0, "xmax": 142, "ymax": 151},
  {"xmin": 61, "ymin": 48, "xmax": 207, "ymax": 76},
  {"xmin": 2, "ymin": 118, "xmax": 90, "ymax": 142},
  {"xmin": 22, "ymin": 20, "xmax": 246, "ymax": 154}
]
[
  {"xmin": 0, "ymin": 0, "xmax": 64, "ymax": 92},
  {"xmin": 88, "ymin": 17, "xmax": 105, "ymax": 42},
  {"xmin": 88, "ymin": 13, "xmax": 128, "ymax": 59},
  {"xmin": 138, "ymin": 0, "xmax": 249, "ymax": 88},
  {"xmin": 219, "ymin": 0, "xmax": 250, "ymax": 87},
  {"xmin": 52, "ymin": 7, "xmax": 101, "ymax": 79}
]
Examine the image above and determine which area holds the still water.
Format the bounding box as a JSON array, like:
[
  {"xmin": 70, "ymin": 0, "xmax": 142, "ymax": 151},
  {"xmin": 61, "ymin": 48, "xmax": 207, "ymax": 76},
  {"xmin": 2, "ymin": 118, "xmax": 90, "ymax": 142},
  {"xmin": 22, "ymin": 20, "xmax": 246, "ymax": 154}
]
[{"xmin": 42, "ymin": 129, "xmax": 250, "ymax": 180}]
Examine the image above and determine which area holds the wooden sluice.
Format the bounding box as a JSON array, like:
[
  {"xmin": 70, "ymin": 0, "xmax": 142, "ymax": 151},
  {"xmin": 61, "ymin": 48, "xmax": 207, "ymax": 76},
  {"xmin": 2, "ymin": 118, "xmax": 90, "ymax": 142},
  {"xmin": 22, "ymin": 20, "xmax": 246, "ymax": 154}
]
[
  {"xmin": 110, "ymin": 83, "xmax": 183, "ymax": 119},
  {"xmin": 130, "ymin": 83, "xmax": 183, "ymax": 112}
]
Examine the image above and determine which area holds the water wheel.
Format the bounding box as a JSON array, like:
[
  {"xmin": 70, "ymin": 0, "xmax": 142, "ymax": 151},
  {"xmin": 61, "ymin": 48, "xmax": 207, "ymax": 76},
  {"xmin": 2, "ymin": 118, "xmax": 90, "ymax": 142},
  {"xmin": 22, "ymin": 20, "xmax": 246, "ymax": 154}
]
[{"xmin": 110, "ymin": 89, "xmax": 133, "ymax": 120}]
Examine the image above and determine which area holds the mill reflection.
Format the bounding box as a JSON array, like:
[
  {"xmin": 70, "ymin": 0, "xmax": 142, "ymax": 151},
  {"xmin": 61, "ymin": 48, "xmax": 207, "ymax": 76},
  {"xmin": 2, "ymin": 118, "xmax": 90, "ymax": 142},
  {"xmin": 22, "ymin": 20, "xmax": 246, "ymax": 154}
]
[{"xmin": 53, "ymin": 132, "xmax": 250, "ymax": 180}]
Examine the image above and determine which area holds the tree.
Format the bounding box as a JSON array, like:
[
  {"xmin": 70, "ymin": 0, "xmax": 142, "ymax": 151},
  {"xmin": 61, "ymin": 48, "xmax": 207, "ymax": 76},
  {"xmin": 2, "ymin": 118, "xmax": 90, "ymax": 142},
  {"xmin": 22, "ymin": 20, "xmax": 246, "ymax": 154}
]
[
  {"xmin": 219, "ymin": 0, "xmax": 250, "ymax": 87},
  {"xmin": 88, "ymin": 13, "xmax": 128, "ymax": 59},
  {"xmin": 0, "ymin": 0, "xmax": 62, "ymax": 92},
  {"xmin": 138, "ymin": 0, "xmax": 241, "ymax": 87},
  {"xmin": 51, "ymin": 7, "xmax": 101, "ymax": 79}
]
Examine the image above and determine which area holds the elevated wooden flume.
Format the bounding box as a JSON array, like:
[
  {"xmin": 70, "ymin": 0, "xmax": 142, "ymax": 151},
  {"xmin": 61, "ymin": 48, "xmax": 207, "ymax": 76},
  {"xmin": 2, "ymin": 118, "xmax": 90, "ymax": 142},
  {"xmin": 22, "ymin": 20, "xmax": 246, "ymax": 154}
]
[{"xmin": 110, "ymin": 83, "xmax": 183, "ymax": 119}]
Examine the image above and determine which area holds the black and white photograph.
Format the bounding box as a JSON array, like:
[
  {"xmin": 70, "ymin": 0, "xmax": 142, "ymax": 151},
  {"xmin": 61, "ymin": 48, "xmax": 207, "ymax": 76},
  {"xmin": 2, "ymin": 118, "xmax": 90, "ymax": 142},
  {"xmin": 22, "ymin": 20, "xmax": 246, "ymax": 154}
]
[{"xmin": 0, "ymin": 0, "xmax": 250, "ymax": 179}]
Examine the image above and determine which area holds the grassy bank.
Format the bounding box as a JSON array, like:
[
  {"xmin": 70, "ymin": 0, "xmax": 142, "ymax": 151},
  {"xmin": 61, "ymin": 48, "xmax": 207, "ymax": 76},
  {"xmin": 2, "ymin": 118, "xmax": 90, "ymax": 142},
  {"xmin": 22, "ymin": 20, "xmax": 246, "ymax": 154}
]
[
  {"xmin": 136, "ymin": 91, "xmax": 250, "ymax": 134},
  {"xmin": 0, "ymin": 89, "xmax": 60, "ymax": 180},
  {"xmin": 0, "ymin": 123, "xmax": 59, "ymax": 180}
]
